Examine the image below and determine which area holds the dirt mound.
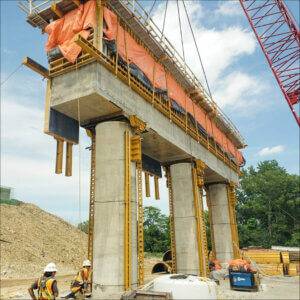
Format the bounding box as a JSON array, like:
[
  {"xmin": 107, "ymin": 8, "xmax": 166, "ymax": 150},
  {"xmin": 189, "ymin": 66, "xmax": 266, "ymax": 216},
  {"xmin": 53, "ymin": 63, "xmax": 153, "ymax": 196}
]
[{"xmin": 0, "ymin": 203, "xmax": 87, "ymax": 279}]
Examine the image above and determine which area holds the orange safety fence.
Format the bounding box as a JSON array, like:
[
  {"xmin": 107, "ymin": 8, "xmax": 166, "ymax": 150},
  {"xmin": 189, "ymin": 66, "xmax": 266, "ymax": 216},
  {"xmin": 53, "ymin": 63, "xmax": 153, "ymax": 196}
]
[{"xmin": 44, "ymin": 1, "xmax": 245, "ymax": 166}]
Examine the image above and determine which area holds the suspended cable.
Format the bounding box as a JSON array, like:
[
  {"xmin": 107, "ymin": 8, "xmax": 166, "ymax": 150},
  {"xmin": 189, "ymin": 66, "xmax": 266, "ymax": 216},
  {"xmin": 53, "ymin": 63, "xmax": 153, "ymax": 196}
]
[
  {"xmin": 182, "ymin": 1, "xmax": 212, "ymax": 98},
  {"xmin": 176, "ymin": 0, "xmax": 185, "ymax": 64},
  {"xmin": 147, "ymin": 0, "xmax": 157, "ymax": 19},
  {"xmin": 161, "ymin": 0, "xmax": 169, "ymax": 38},
  {"xmin": 1, "ymin": 64, "xmax": 23, "ymax": 86},
  {"xmin": 75, "ymin": 60, "xmax": 82, "ymax": 226}
]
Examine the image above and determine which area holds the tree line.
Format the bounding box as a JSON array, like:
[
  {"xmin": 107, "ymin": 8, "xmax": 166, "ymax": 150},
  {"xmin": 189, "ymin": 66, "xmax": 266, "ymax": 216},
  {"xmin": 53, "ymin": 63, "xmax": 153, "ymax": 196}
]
[{"xmin": 78, "ymin": 160, "xmax": 300, "ymax": 252}]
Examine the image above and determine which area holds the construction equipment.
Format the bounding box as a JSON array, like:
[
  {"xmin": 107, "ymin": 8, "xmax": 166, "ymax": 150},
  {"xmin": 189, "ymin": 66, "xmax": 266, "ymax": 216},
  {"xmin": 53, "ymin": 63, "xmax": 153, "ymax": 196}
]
[
  {"xmin": 240, "ymin": 0, "xmax": 300, "ymax": 126},
  {"xmin": 229, "ymin": 270, "xmax": 259, "ymax": 292}
]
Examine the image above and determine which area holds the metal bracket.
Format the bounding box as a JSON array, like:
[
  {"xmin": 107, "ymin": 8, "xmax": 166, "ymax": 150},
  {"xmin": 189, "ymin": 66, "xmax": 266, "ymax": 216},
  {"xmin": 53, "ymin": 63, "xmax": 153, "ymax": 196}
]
[{"xmin": 129, "ymin": 115, "xmax": 147, "ymax": 134}]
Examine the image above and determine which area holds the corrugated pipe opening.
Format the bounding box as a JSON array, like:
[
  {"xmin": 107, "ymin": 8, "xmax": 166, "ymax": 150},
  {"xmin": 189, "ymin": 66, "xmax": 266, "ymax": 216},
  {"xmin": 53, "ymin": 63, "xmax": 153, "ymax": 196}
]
[
  {"xmin": 151, "ymin": 262, "xmax": 171, "ymax": 274},
  {"xmin": 163, "ymin": 250, "xmax": 172, "ymax": 262}
]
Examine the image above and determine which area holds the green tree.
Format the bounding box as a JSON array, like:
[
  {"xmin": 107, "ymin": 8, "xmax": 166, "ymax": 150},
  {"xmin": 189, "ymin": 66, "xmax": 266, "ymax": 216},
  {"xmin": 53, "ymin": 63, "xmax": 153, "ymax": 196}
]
[
  {"xmin": 237, "ymin": 160, "xmax": 300, "ymax": 248},
  {"xmin": 78, "ymin": 220, "xmax": 89, "ymax": 234},
  {"xmin": 144, "ymin": 206, "xmax": 170, "ymax": 253}
]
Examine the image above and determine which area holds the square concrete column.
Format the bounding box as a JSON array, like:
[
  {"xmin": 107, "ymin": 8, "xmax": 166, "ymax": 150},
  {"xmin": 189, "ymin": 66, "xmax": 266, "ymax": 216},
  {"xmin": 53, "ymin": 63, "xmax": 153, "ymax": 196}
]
[
  {"xmin": 92, "ymin": 121, "xmax": 137, "ymax": 299},
  {"xmin": 170, "ymin": 163, "xmax": 201, "ymax": 275},
  {"xmin": 208, "ymin": 183, "xmax": 233, "ymax": 263}
]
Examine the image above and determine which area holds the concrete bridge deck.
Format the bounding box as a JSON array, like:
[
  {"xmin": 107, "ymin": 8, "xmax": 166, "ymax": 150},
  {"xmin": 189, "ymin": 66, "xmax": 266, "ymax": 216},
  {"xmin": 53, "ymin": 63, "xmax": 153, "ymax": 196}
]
[{"xmin": 50, "ymin": 62, "xmax": 239, "ymax": 184}]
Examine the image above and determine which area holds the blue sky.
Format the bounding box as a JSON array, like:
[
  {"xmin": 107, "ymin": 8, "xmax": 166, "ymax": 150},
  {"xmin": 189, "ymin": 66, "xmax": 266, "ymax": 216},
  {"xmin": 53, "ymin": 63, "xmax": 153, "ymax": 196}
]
[{"xmin": 1, "ymin": 0, "xmax": 299, "ymax": 224}]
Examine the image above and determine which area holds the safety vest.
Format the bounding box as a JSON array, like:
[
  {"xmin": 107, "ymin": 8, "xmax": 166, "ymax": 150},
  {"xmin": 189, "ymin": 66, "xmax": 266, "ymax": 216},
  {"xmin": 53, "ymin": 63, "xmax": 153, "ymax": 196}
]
[
  {"xmin": 74, "ymin": 267, "xmax": 90, "ymax": 283},
  {"xmin": 37, "ymin": 276, "xmax": 55, "ymax": 300},
  {"xmin": 71, "ymin": 268, "xmax": 91, "ymax": 294}
]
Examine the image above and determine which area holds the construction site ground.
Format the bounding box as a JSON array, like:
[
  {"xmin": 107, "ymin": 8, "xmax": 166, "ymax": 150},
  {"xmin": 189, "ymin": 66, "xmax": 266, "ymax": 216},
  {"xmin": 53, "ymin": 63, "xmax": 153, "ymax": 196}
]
[
  {"xmin": 1, "ymin": 273, "xmax": 299, "ymax": 299},
  {"xmin": 1, "ymin": 203, "xmax": 299, "ymax": 299}
]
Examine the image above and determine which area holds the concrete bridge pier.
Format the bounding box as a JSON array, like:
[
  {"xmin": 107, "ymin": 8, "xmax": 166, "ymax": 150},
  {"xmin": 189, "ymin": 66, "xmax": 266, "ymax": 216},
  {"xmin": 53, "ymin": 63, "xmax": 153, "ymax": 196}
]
[
  {"xmin": 207, "ymin": 183, "xmax": 234, "ymax": 263},
  {"xmin": 170, "ymin": 163, "xmax": 201, "ymax": 275},
  {"xmin": 92, "ymin": 121, "xmax": 138, "ymax": 299}
]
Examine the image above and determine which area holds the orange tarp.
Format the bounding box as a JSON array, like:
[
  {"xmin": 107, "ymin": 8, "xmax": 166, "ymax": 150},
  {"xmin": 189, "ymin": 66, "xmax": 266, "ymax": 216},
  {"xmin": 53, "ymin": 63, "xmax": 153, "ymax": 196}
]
[
  {"xmin": 45, "ymin": 3, "xmax": 244, "ymax": 166},
  {"xmin": 45, "ymin": 0, "xmax": 96, "ymax": 63}
]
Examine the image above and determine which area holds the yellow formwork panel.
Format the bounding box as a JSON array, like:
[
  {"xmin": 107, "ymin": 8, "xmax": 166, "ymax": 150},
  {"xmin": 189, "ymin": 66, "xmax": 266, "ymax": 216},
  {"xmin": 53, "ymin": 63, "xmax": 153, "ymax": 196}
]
[
  {"xmin": 281, "ymin": 252, "xmax": 290, "ymax": 264},
  {"xmin": 243, "ymin": 251, "xmax": 281, "ymax": 264},
  {"xmin": 288, "ymin": 263, "xmax": 299, "ymax": 276},
  {"xmin": 258, "ymin": 263, "xmax": 284, "ymax": 276}
]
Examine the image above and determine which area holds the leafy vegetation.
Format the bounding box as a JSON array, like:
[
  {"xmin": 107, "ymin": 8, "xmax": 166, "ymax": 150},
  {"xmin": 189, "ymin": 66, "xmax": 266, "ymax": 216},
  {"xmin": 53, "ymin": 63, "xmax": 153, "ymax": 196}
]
[
  {"xmin": 0, "ymin": 198, "xmax": 22, "ymax": 206},
  {"xmin": 77, "ymin": 220, "xmax": 89, "ymax": 234},
  {"xmin": 237, "ymin": 160, "xmax": 300, "ymax": 248},
  {"xmin": 144, "ymin": 206, "xmax": 170, "ymax": 253},
  {"xmin": 77, "ymin": 160, "xmax": 299, "ymax": 252}
]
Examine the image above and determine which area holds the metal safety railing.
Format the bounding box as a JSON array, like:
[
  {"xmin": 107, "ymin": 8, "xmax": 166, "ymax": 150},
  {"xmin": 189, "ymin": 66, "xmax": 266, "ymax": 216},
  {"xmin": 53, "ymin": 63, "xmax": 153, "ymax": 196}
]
[
  {"xmin": 18, "ymin": 0, "xmax": 51, "ymax": 15},
  {"xmin": 18, "ymin": 0, "xmax": 246, "ymax": 147},
  {"xmin": 112, "ymin": 0, "xmax": 246, "ymax": 147}
]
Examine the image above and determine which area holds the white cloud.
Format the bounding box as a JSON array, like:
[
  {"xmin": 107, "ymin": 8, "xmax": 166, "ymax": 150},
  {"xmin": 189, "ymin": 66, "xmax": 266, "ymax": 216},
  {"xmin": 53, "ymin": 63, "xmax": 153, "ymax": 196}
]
[
  {"xmin": 1, "ymin": 79, "xmax": 92, "ymax": 224},
  {"xmin": 258, "ymin": 145, "xmax": 285, "ymax": 156},
  {"xmin": 151, "ymin": 1, "xmax": 258, "ymax": 110},
  {"xmin": 216, "ymin": 1, "xmax": 242, "ymax": 17},
  {"xmin": 213, "ymin": 71, "xmax": 267, "ymax": 111}
]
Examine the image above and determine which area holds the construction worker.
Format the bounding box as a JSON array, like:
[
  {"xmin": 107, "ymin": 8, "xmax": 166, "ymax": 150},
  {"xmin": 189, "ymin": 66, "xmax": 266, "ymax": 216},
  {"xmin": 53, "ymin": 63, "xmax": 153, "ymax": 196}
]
[
  {"xmin": 28, "ymin": 262, "xmax": 58, "ymax": 300},
  {"xmin": 63, "ymin": 259, "xmax": 92, "ymax": 299}
]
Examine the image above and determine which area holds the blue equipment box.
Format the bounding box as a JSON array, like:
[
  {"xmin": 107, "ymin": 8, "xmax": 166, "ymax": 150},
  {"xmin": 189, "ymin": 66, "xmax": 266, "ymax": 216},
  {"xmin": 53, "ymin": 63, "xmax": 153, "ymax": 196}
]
[{"xmin": 229, "ymin": 271, "xmax": 258, "ymax": 291}]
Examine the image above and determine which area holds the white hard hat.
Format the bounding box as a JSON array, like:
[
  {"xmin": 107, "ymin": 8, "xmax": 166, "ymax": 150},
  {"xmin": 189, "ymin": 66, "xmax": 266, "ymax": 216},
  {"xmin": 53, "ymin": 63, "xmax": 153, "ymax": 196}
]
[
  {"xmin": 44, "ymin": 262, "xmax": 57, "ymax": 273},
  {"xmin": 83, "ymin": 259, "xmax": 91, "ymax": 267}
]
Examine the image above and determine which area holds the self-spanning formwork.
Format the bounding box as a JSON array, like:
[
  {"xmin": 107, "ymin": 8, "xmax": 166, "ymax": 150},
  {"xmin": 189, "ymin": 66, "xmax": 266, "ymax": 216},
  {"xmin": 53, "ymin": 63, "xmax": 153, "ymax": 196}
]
[{"xmin": 21, "ymin": 0, "xmax": 245, "ymax": 298}]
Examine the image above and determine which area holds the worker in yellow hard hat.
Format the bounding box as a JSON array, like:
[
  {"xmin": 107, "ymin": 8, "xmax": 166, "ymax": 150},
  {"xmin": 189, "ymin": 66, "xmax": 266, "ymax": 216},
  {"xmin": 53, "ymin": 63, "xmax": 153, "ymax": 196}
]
[
  {"xmin": 28, "ymin": 262, "xmax": 59, "ymax": 300},
  {"xmin": 63, "ymin": 259, "xmax": 92, "ymax": 299}
]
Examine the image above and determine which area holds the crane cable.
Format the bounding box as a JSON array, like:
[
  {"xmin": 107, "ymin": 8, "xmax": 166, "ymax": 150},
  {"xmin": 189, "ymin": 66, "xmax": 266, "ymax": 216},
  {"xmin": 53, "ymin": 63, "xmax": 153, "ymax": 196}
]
[
  {"xmin": 147, "ymin": 0, "xmax": 157, "ymax": 20},
  {"xmin": 176, "ymin": 0, "xmax": 185, "ymax": 64},
  {"xmin": 182, "ymin": 1, "xmax": 212, "ymax": 99},
  {"xmin": 76, "ymin": 59, "xmax": 82, "ymax": 226},
  {"xmin": 1, "ymin": 64, "xmax": 23, "ymax": 86},
  {"xmin": 161, "ymin": 0, "xmax": 169, "ymax": 39}
]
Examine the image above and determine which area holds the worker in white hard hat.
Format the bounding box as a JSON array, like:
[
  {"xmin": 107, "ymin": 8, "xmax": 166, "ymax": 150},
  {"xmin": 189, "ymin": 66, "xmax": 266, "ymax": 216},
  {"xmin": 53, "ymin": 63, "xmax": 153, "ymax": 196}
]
[
  {"xmin": 63, "ymin": 259, "xmax": 92, "ymax": 299},
  {"xmin": 28, "ymin": 262, "xmax": 59, "ymax": 300}
]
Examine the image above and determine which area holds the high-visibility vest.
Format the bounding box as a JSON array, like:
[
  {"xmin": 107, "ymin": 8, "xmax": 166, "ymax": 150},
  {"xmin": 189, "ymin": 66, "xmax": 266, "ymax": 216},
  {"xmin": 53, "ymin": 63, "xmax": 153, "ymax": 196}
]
[
  {"xmin": 74, "ymin": 268, "xmax": 90, "ymax": 283},
  {"xmin": 37, "ymin": 276, "xmax": 56, "ymax": 300}
]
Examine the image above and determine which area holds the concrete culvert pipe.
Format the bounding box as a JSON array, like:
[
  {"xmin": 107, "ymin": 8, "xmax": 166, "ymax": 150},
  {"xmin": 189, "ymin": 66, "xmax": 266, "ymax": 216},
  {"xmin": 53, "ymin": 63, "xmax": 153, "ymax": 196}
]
[
  {"xmin": 152, "ymin": 262, "xmax": 171, "ymax": 274},
  {"xmin": 162, "ymin": 250, "xmax": 172, "ymax": 262}
]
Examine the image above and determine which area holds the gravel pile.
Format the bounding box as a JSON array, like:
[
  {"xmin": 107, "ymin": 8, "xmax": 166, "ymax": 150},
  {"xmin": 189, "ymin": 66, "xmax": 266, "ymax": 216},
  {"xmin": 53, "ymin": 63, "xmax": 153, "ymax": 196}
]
[{"xmin": 0, "ymin": 203, "xmax": 87, "ymax": 279}]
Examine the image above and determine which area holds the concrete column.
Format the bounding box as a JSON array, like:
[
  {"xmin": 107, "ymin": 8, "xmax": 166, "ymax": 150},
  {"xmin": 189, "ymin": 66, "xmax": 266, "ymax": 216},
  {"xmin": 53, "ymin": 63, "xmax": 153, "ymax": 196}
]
[
  {"xmin": 170, "ymin": 163, "xmax": 200, "ymax": 275},
  {"xmin": 208, "ymin": 183, "xmax": 233, "ymax": 263},
  {"xmin": 92, "ymin": 121, "xmax": 137, "ymax": 299}
]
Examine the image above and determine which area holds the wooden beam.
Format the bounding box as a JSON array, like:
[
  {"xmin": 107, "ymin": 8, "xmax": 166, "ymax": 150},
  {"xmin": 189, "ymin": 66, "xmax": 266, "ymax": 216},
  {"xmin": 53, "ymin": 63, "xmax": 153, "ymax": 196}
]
[
  {"xmin": 154, "ymin": 176, "xmax": 160, "ymax": 200},
  {"xmin": 94, "ymin": 0, "xmax": 104, "ymax": 50},
  {"xmin": 43, "ymin": 79, "xmax": 52, "ymax": 134},
  {"xmin": 22, "ymin": 57, "xmax": 49, "ymax": 79},
  {"xmin": 51, "ymin": 3, "xmax": 63, "ymax": 19},
  {"xmin": 65, "ymin": 142, "xmax": 73, "ymax": 177},
  {"xmin": 55, "ymin": 139, "xmax": 64, "ymax": 174},
  {"xmin": 71, "ymin": 0, "xmax": 81, "ymax": 7},
  {"xmin": 145, "ymin": 172, "xmax": 150, "ymax": 197}
]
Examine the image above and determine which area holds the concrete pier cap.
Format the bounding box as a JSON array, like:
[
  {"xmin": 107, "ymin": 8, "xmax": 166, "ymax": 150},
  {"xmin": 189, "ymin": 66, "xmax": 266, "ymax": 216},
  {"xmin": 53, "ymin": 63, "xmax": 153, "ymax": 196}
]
[{"xmin": 50, "ymin": 62, "xmax": 239, "ymax": 185}]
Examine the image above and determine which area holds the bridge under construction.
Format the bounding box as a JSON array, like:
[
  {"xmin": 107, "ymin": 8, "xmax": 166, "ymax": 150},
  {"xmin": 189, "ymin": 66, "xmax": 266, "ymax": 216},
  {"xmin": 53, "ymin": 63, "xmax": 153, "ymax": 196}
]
[{"xmin": 20, "ymin": 0, "xmax": 249, "ymax": 298}]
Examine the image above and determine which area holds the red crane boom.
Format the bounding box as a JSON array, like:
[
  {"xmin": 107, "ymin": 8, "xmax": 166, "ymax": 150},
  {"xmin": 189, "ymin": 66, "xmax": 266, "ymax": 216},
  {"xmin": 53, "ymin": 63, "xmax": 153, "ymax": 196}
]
[{"xmin": 239, "ymin": 0, "xmax": 300, "ymax": 126}]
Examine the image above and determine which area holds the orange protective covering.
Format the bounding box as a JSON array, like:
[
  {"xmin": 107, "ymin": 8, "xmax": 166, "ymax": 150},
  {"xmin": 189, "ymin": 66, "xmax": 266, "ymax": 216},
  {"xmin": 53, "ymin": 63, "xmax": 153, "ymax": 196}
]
[
  {"xmin": 45, "ymin": 0, "xmax": 96, "ymax": 63},
  {"xmin": 103, "ymin": 7, "xmax": 245, "ymax": 165},
  {"xmin": 236, "ymin": 150, "xmax": 244, "ymax": 166},
  {"xmin": 229, "ymin": 259, "xmax": 253, "ymax": 272},
  {"xmin": 212, "ymin": 259, "xmax": 222, "ymax": 270},
  {"xmin": 194, "ymin": 103, "xmax": 207, "ymax": 131},
  {"xmin": 45, "ymin": 4, "xmax": 244, "ymax": 166},
  {"xmin": 166, "ymin": 73, "xmax": 186, "ymax": 108}
]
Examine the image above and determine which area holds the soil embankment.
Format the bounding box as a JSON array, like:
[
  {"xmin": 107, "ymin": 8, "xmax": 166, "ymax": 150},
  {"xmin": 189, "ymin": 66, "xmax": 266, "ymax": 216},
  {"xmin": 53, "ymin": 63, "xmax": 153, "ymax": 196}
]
[{"xmin": 0, "ymin": 203, "xmax": 88, "ymax": 279}]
